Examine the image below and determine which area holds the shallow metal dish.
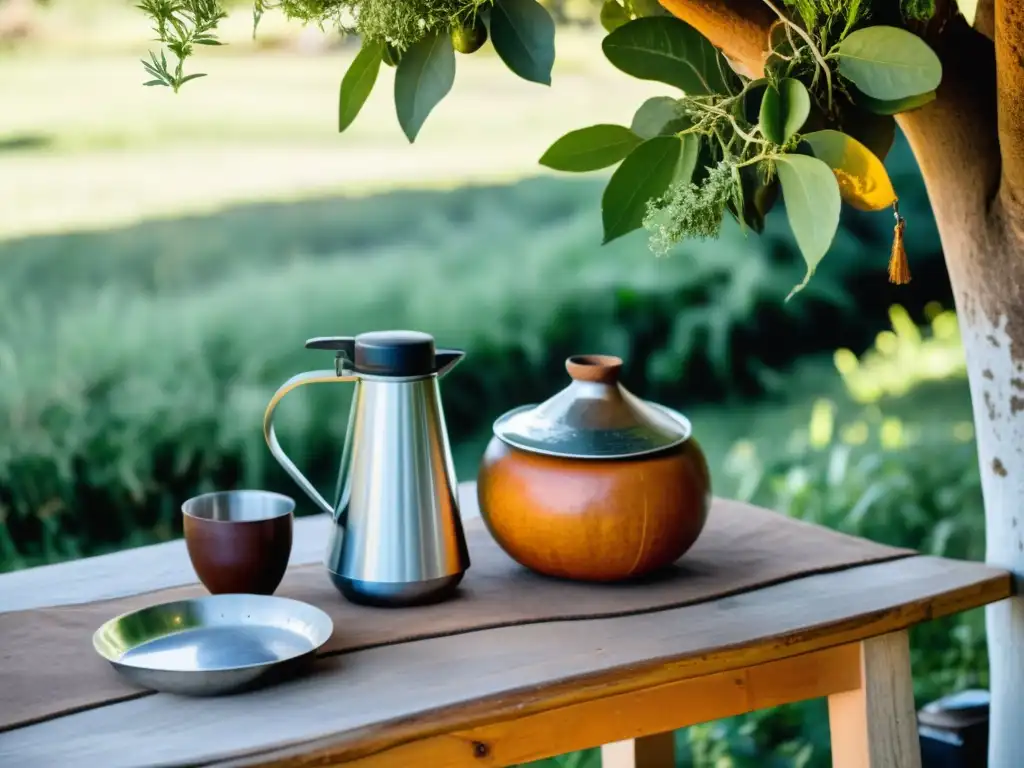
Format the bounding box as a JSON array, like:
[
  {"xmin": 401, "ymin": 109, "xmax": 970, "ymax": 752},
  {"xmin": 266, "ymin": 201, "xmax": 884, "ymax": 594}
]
[{"xmin": 93, "ymin": 594, "xmax": 333, "ymax": 696}]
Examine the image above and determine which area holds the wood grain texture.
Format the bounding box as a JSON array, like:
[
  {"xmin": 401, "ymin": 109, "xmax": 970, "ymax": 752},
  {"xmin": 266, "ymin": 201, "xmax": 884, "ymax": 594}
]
[
  {"xmin": 829, "ymin": 632, "xmax": 923, "ymax": 768},
  {"xmin": 477, "ymin": 439, "xmax": 710, "ymax": 581},
  {"xmin": 0, "ymin": 552, "xmax": 1008, "ymax": 768},
  {"xmin": 302, "ymin": 644, "xmax": 859, "ymax": 768}
]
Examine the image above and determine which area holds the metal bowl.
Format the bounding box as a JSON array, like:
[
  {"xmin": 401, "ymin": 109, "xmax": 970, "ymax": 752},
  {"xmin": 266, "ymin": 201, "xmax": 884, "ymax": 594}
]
[{"xmin": 93, "ymin": 594, "xmax": 333, "ymax": 696}]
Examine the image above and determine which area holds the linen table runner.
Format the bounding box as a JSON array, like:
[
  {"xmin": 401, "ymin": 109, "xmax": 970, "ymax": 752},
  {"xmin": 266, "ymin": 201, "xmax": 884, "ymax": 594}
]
[{"xmin": 0, "ymin": 498, "xmax": 915, "ymax": 733}]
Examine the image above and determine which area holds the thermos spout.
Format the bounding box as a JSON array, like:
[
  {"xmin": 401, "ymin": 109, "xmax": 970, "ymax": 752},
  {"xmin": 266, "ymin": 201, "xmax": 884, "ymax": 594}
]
[{"xmin": 434, "ymin": 349, "xmax": 465, "ymax": 378}]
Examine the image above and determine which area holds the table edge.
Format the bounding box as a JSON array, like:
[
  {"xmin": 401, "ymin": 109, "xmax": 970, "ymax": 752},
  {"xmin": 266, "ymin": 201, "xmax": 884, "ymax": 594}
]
[{"xmin": 211, "ymin": 557, "xmax": 1012, "ymax": 768}]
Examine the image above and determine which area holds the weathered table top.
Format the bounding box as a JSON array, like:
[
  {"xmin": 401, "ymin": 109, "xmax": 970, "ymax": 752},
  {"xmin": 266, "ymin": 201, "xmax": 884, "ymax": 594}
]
[{"xmin": 0, "ymin": 482, "xmax": 1012, "ymax": 767}]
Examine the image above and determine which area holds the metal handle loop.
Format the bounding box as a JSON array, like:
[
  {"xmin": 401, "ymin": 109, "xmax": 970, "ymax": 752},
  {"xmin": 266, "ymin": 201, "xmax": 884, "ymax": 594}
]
[{"xmin": 263, "ymin": 369, "xmax": 357, "ymax": 517}]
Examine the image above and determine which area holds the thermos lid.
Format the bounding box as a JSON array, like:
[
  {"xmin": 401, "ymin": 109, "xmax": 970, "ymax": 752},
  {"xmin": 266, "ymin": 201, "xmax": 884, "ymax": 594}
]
[
  {"xmin": 306, "ymin": 331, "xmax": 459, "ymax": 378},
  {"xmin": 492, "ymin": 355, "xmax": 692, "ymax": 460}
]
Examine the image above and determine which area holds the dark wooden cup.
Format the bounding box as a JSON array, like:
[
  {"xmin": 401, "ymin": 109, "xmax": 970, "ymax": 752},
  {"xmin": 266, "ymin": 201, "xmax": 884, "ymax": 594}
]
[{"xmin": 182, "ymin": 490, "xmax": 295, "ymax": 595}]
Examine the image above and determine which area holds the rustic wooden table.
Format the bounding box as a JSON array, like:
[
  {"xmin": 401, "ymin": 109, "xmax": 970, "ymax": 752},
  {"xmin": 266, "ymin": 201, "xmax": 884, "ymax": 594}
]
[{"xmin": 0, "ymin": 482, "xmax": 1012, "ymax": 768}]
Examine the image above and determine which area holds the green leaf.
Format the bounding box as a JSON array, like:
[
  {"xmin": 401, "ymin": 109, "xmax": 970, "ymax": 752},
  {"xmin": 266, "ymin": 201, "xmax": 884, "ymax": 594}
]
[
  {"xmin": 394, "ymin": 32, "xmax": 456, "ymax": 143},
  {"xmin": 601, "ymin": 135, "xmax": 683, "ymax": 244},
  {"xmin": 600, "ymin": 0, "xmax": 630, "ymax": 33},
  {"xmin": 802, "ymin": 129, "xmax": 897, "ymax": 211},
  {"xmin": 630, "ymin": 97, "xmax": 690, "ymax": 139},
  {"xmin": 837, "ymin": 26, "xmax": 942, "ymax": 101},
  {"xmin": 339, "ymin": 39, "xmax": 384, "ymax": 132},
  {"xmin": 490, "ymin": 0, "xmax": 556, "ymax": 85},
  {"xmin": 733, "ymin": 77, "xmax": 768, "ymax": 123},
  {"xmin": 758, "ymin": 78, "xmax": 810, "ymax": 144},
  {"xmin": 855, "ymin": 89, "xmax": 936, "ymax": 115},
  {"xmin": 775, "ymin": 154, "xmax": 841, "ymax": 300},
  {"xmin": 731, "ymin": 164, "xmax": 777, "ymax": 234},
  {"xmin": 673, "ymin": 133, "xmax": 701, "ymax": 186},
  {"xmin": 539, "ymin": 124, "xmax": 642, "ymax": 172},
  {"xmin": 602, "ymin": 17, "xmax": 731, "ymax": 95}
]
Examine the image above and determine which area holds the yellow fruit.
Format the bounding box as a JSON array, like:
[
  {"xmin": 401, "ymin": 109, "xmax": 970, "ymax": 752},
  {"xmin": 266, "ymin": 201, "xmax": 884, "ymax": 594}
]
[{"xmin": 451, "ymin": 18, "xmax": 487, "ymax": 54}]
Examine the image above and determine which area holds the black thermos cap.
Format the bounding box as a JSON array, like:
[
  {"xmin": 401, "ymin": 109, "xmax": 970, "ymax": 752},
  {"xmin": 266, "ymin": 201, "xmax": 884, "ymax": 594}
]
[{"xmin": 305, "ymin": 330, "xmax": 441, "ymax": 377}]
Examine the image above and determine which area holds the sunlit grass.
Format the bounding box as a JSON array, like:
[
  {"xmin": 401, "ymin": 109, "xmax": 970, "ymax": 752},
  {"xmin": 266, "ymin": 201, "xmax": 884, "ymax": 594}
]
[
  {"xmin": 0, "ymin": 2, "xmax": 662, "ymax": 239},
  {"xmin": 834, "ymin": 302, "xmax": 965, "ymax": 404}
]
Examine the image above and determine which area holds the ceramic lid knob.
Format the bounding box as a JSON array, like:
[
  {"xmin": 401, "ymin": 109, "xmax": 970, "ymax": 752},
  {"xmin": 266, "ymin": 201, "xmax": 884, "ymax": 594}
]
[{"xmin": 565, "ymin": 355, "xmax": 623, "ymax": 385}]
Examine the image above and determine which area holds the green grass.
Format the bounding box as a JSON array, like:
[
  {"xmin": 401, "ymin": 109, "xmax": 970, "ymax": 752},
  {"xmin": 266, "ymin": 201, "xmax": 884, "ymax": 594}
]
[
  {"xmin": 0, "ymin": 1, "xmax": 664, "ymax": 239},
  {"xmin": 0, "ymin": 173, "xmax": 862, "ymax": 566},
  {"xmin": 0, "ymin": 165, "xmax": 962, "ymax": 575}
]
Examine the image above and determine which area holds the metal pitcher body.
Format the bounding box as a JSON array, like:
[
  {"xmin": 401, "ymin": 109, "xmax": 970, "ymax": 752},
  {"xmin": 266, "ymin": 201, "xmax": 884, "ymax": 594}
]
[
  {"xmin": 264, "ymin": 330, "xmax": 470, "ymax": 608},
  {"xmin": 325, "ymin": 374, "xmax": 468, "ymax": 605}
]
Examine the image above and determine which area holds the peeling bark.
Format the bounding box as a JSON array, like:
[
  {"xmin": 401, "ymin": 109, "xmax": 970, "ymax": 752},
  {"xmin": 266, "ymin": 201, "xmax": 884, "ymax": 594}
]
[{"xmin": 955, "ymin": 306, "xmax": 1024, "ymax": 768}]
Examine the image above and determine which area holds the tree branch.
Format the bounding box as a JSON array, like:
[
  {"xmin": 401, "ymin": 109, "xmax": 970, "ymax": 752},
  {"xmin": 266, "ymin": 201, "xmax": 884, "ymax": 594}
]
[
  {"xmin": 898, "ymin": 14, "xmax": 999, "ymax": 207},
  {"xmin": 976, "ymin": 0, "xmax": 995, "ymax": 41},
  {"xmin": 657, "ymin": 0, "xmax": 774, "ymax": 77}
]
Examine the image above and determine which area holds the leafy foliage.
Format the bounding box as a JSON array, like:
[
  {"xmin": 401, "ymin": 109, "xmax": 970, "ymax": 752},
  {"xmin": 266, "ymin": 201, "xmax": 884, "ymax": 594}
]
[
  {"xmin": 775, "ymin": 154, "xmax": 842, "ymax": 298},
  {"xmin": 533, "ymin": 2, "xmax": 943, "ymax": 298},
  {"xmin": 489, "ymin": 0, "xmax": 556, "ymax": 85},
  {"xmin": 138, "ymin": 0, "xmax": 557, "ymax": 141},
  {"xmin": 901, "ymin": 0, "xmax": 937, "ymax": 22},
  {"xmin": 836, "ymin": 26, "xmax": 942, "ymax": 101},
  {"xmin": 601, "ymin": 135, "xmax": 686, "ymax": 243},
  {"xmin": 137, "ymin": 0, "xmax": 227, "ymax": 92},
  {"xmin": 759, "ymin": 79, "xmax": 811, "ymax": 144},
  {"xmin": 539, "ymin": 125, "xmax": 642, "ymax": 172},
  {"xmin": 601, "ymin": 16, "xmax": 736, "ymax": 94},
  {"xmin": 337, "ymin": 39, "xmax": 384, "ymax": 132},
  {"xmin": 645, "ymin": 158, "xmax": 735, "ymax": 253},
  {"xmin": 0, "ymin": 163, "xmax": 949, "ymax": 571},
  {"xmin": 135, "ymin": 1, "xmax": 945, "ymax": 297},
  {"xmin": 394, "ymin": 31, "xmax": 457, "ymax": 141}
]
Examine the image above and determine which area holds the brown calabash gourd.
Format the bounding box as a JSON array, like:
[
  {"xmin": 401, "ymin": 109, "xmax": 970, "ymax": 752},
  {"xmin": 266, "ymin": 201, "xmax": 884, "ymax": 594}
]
[{"xmin": 477, "ymin": 355, "xmax": 711, "ymax": 582}]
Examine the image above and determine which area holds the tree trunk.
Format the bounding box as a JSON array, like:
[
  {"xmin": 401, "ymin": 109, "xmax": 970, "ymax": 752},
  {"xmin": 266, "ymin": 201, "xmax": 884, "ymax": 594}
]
[
  {"xmin": 959, "ymin": 286, "xmax": 1024, "ymax": 768},
  {"xmin": 898, "ymin": 18, "xmax": 1023, "ymax": 764}
]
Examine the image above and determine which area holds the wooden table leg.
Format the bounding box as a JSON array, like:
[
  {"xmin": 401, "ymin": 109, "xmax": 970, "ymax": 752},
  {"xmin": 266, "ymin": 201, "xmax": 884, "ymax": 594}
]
[
  {"xmin": 600, "ymin": 732, "xmax": 675, "ymax": 768},
  {"xmin": 828, "ymin": 631, "xmax": 923, "ymax": 768}
]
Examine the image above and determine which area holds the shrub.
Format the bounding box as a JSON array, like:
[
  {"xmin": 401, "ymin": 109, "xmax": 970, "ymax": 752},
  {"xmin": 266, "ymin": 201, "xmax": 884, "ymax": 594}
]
[{"xmin": 0, "ymin": 159, "xmax": 945, "ymax": 570}]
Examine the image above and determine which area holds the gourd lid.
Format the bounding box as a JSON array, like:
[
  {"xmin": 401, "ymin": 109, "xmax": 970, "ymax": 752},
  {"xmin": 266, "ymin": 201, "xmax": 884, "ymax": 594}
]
[{"xmin": 492, "ymin": 355, "xmax": 692, "ymax": 460}]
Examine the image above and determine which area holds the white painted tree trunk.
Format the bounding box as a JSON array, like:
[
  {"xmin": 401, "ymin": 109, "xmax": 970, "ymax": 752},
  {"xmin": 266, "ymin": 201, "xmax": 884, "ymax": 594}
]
[{"xmin": 958, "ymin": 309, "xmax": 1024, "ymax": 767}]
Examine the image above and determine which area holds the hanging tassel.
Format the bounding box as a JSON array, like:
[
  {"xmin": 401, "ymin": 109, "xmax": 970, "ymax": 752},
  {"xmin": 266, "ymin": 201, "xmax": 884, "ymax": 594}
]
[{"xmin": 888, "ymin": 200, "xmax": 911, "ymax": 285}]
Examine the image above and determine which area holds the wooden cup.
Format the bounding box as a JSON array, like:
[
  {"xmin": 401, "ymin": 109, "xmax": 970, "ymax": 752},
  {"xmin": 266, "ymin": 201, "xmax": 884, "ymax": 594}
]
[{"xmin": 182, "ymin": 490, "xmax": 294, "ymax": 595}]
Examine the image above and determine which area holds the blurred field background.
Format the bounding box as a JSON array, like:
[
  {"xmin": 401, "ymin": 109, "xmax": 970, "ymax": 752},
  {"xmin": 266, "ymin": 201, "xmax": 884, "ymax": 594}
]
[{"xmin": 0, "ymin": 1, "xmax": 986, "ymax": 766}]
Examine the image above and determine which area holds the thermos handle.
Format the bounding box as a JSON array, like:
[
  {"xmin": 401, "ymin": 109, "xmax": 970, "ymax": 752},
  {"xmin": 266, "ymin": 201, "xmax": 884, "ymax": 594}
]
[{"xmin": 263, "ymin": 369, "xmax": 358, "ymax": 517}]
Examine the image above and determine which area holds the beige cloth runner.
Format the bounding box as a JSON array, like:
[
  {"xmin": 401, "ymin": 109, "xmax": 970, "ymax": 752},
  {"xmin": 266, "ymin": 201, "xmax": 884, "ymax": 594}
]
[{"xmin": 0, "ymin": 499, "xmax": 914, "ymax": 733}]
